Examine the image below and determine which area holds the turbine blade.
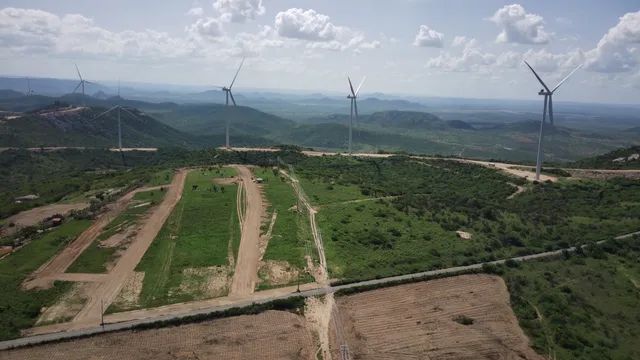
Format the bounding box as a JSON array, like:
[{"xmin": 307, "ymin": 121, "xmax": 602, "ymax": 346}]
[
  {"xmin": 523, "ymin": 61, "xmax": 550, "ymax": 93},
  {"xmin": 92, "ymin": 106, "xmax": 119, "ymax": 121},
  {"xmin": 230, "ymin": 91, "xmax": 237, "ymax": 106},
  {"xmin": 552, "ymin": 64, "xmax": 582, "ymax": 93},
  {"xmin": 347, "ymin": 76, "xmax": 355, "ymax": 96},
  {"xmin": 355, "ymin": 76, "xmax": 366, "ymax": 97},
  {"xmin": 119, "ymin": 107, "xmax": 141, "ymax": 119},
  {"xmin": 75, "ymin": 64, "xmax": 83, "ymax": 81},
  {"xmin": 72, "ymin": 82, "xmax": 82, "ymax": 94},
  {"xmin": 229, "ymin": 57, "xmax": 245, "ymax": 89}
]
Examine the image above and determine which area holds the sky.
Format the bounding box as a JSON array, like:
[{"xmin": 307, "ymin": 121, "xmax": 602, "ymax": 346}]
[{"xmin": 1, "ymin": 0, "xmax": 640, "ymax": 103}]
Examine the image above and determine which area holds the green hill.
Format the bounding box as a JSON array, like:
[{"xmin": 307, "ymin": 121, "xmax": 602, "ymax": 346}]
[
  {"xmin": 573, "ymin": 145, "xmax": 640, "ymax": 169},
  {"xmin": 0, "ymin": 106, "xmax": 199, "ymax": 148}
]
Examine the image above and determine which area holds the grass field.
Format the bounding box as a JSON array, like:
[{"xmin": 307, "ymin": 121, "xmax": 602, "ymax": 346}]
[
  {"xmin": 289, "ymin": 156, "xmax": 640, "ymax": 282},
  {"xmin": 504, "ymin": 238, "xmax": 640, "ymax": 360},
  {"xmin": 67, "ymin": 189, "xmax": 167, "ymax": 274},
  {"xmin": 134, "ymin": 167, "xmax": 239, "ymax": 308},
  {"xmin": 0, "ymin": 219, "xmax": 92, "ymax": 340},
  {"xmin": 252, "ymin": 168, "xmax": 315, "ymax": 289}
]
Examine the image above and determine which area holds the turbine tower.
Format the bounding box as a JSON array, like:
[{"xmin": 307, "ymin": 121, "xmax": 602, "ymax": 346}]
[
  {"xmin": 26, "ymin": 77, "xmax": 33, "ymax": 96},
  {"xmin": 221, "ymin": 57, "xmax": 245, "ymax": 149},
  {"xmin": 347, "ymin": 76, "xmax": 366, "ymax": 154},
  {"xmin": 524, "ymin": 61, "xmax": 581, "ymax": 181},
  {"xmin": 92, "ymin": 104, "xmax": 139, "ymax": 152},
  {"xmin": 72, "ymin": 64, "xmax": 95, "ymax": 105}
]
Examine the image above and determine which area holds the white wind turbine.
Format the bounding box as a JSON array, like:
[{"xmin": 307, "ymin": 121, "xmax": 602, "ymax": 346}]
[
  {"xmin": 524, "ymin": 61, "xmax": 581, "ymax": 181},
  {"xmin": 221, "ymin": 57, "xmax": 245, "ymax": 148},
  {"xmin": 347, "ymin": 76, "xmax": 366, "ymax": 154},
  {"xmin": 72, "ymin": 64, "xmax": 96, "ymax": 105},
  {"xmin": 91, "ymin": 87, "xmax": 139, "ymax": 152}
]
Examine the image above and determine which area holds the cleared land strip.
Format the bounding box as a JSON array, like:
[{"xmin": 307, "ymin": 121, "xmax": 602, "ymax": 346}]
[
  {"xmin": 229, "ymin": 165, "xmax": 264, "ymax": 297},
  {"xmin": 2, "ymin": 229, "xmax": 638, "ymax": 350},
  {"xmin": 23, "ymin": 185, "xmax": 167, "ymax": 290},
  {"xmin": 47, "ymin": 273, "xmax": 109, "ymax": 282},
  {"xmin": 69, "ymin": 169, "xmax": 188, "ymax": 327}
]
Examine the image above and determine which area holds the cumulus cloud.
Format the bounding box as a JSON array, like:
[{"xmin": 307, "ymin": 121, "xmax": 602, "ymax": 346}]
[
  {"xmin": 426, "ymin": 40, "xmax": 495, "ymax": 72},
  {"xmin": 274, "ymin": 8, "xmax": 378, "ymax": 52},
  {"xmin": 185, "ymin": 17, "xmax": 224, "ymax": 40},
  {"xmin": 0, "ymin": 7, "xmax": 193, "ymax": 59},
  {"xmin": 451, "ymin": 36, "xmax": 476, "ymax": 48},
  {"xmin": 413, "ymin": 25, "xmax": 444, "ymax": 47},
  {"xmin": 490, "ymin": 4, "xmax": 550, "ymax": 44},
  {"xmin": 213, "ymin": 0, "xmax": 264, "ymax": 23},
  {"xmin": 585, "ymin": 11, "xmax": 640, "ymax": 72}
]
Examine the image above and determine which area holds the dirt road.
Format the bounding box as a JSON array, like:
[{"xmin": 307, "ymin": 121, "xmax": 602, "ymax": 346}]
[
  {"xmin": 229, "ymin": 165, "xmax": 264, "ymax": 297},
  {"xmin": 71, "ymin": 169, "xmax": 188, "ymax": 326},
  {"xmin": 23, "ymin": 186, "xmax": 164, "ymax": 290}
]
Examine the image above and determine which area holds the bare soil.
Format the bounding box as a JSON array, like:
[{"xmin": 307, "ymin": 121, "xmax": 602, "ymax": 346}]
[
  {"xmin": 331, "ymin": 274, "xmax": 543, "ymax": 360},
  {"xmin": 2, "ymin": 202, "xmax": 88, "ymax": 237},
  {"xmin": 176, "ymin": 266, "xmax": 231, "ymax": 300},
  {"xmin": 22, "ymin": 186, "xmax": 164, "ymax": 290},
  {"xmin": 110, "ymin": 271, "xmax": 145, "ymax": 311},
  {"xmin": 258, "ymin": 260, "xmax": 298, "ymax": 287},
  {"xmin": 35, "ymin": 283, "xmax": 91, "ymax": 326},
  {"xmin": 229, "ymin": 165, "xmax": 265, "ymax": 297},
  {"xmin": 4, "ymin": 311, "xmax": 317, "ymax": 360}
]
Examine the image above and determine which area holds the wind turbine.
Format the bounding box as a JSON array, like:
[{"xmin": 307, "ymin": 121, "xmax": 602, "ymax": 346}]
[
  {"xmin": 347, "ymin": 76, "xmax": 366, "ymax": 154},
  {"xmin": 524, "ymin": 61, "xmax": 581, "ymax": 181},
  {"xmin": 26, "ymin": 77, "xmax": 34, "ymax": 96},
  {"xmin": 221, "ymin": 57, "xmax": 245, "ymax": 148},
  {"xmin": 92, "ymin": 101, "xmax": 140, "ymax": 152},
  {"xmin": 72, "ymin": 64, "xmax": 96, "ymax": 105}
]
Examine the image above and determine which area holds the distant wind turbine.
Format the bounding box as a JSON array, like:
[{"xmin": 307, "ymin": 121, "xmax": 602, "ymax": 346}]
[
  {"xmin": 92, "ymin": 102, "xmax": 140, "ymax": 152},
  {"xmin": 347, "ymin": 76, "xmax": 366, "ymax": 154},
  {"xmin": 524, "ymin": 61, "xmax": 582, "ymax": 181},
  {"xmin": 26, "ymin": 77, "xmax": 33, "ymax": 96},
  {"xmin": 221, "ymin": 57, "xmax": 245, "ymax": 148},
  {"xmin": 72, "ymin": 64, "xmax": 96, "ymax": 105}
]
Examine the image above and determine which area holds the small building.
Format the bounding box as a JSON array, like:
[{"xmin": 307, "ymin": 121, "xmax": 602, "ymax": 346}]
[{"xmin": 255, "ymin": 178, "xmax": 264, "ymax": 183}]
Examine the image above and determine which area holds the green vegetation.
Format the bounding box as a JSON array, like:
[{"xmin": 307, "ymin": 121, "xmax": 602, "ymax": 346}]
[
  {"xmin": 146, "ymin": 169, "xmax": 175, "ymax": 186},
  {"xmin": 0, "ymin": 220, "xmax": 92, "ymax": 340},
  {"xmin": 291, "ymin": 156, "xmax": 640, "ymax": 282},
  {"xmin": 572, "ymin": 145, "xmax": 640, "ymax": 169},
  {"xmin": 505, "ymin": 238, "xmax": 640, "ymax": 360},
  {"xmin": 255, "ymin": 168, "xmax": 310, "ymax": 269},
  {"xmin": 135, "ymin": 167, "xmax": 239, "ymax": 308},
  {"xmin": 67, "ymin": 189, "xmax": 167, "ymax": 274}
]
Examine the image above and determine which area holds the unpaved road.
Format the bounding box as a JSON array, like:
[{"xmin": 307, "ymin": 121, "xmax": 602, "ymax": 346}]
[
  {"xmin": 23, "ymin": 186, "xmax": 165, "ymax": 290},
  {"xmin": 333, "ymin": 274, "xmax": 543, "ymax": 359},
  {"xmin": 229, "ymin": 165, "xmax": 264, "ymax": 297},
  {"xmin": 3, "ymin": 230, "xmax": 637, "ymax": 349},
  {"xmin": 71, "ymin": 169, "xmax": 187, "ymax": 326}
]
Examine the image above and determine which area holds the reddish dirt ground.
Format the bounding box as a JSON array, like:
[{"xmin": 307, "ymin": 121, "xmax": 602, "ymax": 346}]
[
  {"xmin": 331, "ymin": 274, "xmax": 543, "ymax": 360},
  {"xmin": 3, "ymin": 311, "xmax": 316, "ymax": 360}
]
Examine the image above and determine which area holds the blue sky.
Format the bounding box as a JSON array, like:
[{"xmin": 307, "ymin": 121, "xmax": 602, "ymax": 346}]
[{"xmin": 1, "ymin": 0, "xmax": 640, "ymax": 103}]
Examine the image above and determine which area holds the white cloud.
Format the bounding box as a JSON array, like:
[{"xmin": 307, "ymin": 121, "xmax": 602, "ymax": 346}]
[
  {"xmin": 426, "ymin": 41, "xmax": 495, "ymax": 72},
  {"xmin": 213, "ymin": 0, "xmax": 264, "ymax": 23},
  {"xmin": 585, "ymin": 11, "xmax": 640, "ymax": 72},
  {"xmin": 489, "ymin": 4, "xmax": 550, "ymax": 44},
  {"xmin": 0, "ymin": 7, "xmax": 193, "ymax": 59},
  {"xmin": 274, "ymin": 8, "xmax": 377, "ymax": 52},
  {"xmin": 275, "ymin": 8, "xmax": 340, "ymax": 41},
  {"xmin": 186, "ymin": 7, "xmax": 204, "ymax": 17},
  {"xmin": 185, "ymin": 17, "xmax": 224, "ymax": 40},
  {"xmin": 413, "ymin": 25, "xmax": 444, "ymax": 47},
  {"xmin": 451, "ymin": 36, "xmax": 476, "ymax": 48}
]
